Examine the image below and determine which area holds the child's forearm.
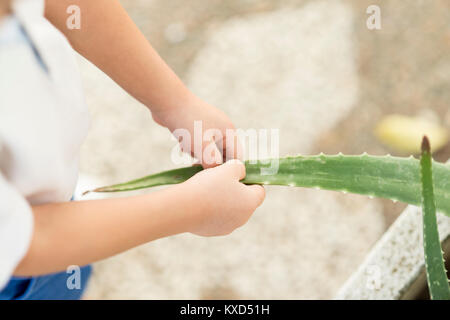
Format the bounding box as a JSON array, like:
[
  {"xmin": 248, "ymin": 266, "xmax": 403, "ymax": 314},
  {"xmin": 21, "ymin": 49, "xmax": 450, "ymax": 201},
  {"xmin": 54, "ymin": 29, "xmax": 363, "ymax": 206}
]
[
  {"xmin": 44, "ymin": 0, "xmax": 196, "ymax": 113},
  {"xmin": 14, "ymin": 158, "xmax": 264, "ymax": 276},
  {"xmin": 14, "ymin": 184, "xmax": 196, "ymax": 276}
]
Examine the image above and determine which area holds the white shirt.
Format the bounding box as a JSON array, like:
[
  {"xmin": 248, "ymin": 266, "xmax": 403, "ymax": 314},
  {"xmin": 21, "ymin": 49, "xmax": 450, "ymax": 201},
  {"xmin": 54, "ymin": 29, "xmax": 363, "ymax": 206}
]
[{"xmin": 0, "ymin": 0, "xmax": 89, "ymax": 288}]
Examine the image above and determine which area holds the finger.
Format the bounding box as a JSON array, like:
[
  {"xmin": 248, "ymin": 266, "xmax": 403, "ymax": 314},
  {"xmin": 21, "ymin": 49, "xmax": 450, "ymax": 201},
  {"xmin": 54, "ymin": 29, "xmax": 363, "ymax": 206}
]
[
  {"xmin": 234, "ymin": 137, "xmax": 244, "ymax": 161},
  {"xmin": 201, "ymin": 140, "xmax": 223, "ymax": 169},
  {"xmin": 222, "ymin": 129, "xmax": 244, "ymax": 162},
  {"xmin": 217, "ymin": 128, "xmax": 244, "ymax": 161},
  {"xmin": 219, "ymin": 159, "xmax": 246, "ymax": 180},
  {"xmin": 245, "ymin": 185, "xmax": 265, "ymax": 208}
]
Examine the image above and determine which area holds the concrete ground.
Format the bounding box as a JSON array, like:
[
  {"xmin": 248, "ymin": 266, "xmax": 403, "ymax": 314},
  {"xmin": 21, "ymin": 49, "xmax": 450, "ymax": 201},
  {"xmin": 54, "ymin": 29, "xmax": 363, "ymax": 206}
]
[{"xmin": 77, "ymin": 0, "xmax": 450, "ymax": 299}]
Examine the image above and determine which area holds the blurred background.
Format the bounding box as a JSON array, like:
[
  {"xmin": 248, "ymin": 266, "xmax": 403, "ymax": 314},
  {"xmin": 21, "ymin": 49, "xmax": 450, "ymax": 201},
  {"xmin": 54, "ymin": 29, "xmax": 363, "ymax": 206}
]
[{"xmin": 77, "ymin": 0, "xmax": 450, "ymax": 299}]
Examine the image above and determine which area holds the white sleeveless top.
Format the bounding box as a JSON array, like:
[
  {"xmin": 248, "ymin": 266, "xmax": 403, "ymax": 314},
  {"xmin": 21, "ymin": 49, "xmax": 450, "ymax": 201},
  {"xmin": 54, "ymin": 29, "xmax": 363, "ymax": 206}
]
[{"xmin": 0, "ymin": 0, "xmax": 90, "ymax": 288}]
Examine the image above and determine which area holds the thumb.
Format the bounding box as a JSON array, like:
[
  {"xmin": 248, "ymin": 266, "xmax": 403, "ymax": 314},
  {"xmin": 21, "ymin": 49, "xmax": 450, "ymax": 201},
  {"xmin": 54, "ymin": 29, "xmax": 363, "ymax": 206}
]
[
  {"xmin": 218, "ymin": 159, "xmax": 246, "ymax": 180},
  {"xmin": 245, "ymin": 184, "xmax": 266, "ymax": 208},
  {"xmin": 201, "ymin": 139, "xmax": 223, "ymax": 169}
]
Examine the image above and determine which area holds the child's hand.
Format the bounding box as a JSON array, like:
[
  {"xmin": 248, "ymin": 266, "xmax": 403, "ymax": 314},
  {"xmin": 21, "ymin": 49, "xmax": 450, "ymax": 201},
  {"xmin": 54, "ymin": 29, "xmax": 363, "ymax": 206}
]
[
  {"xmin": 152, "ymin": 99, "xmax": 243, "ymax": 169},
  {"xmin": 180, "ymin": 160, "xmax": 265, "ymax": 236}
]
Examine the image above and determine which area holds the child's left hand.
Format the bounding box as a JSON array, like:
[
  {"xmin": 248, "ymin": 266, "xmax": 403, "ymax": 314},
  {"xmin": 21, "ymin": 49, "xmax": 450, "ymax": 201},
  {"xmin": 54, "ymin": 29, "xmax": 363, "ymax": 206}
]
[{"xmin": 152, "ymin": 98, "xmax": 243, "ymax": 169}]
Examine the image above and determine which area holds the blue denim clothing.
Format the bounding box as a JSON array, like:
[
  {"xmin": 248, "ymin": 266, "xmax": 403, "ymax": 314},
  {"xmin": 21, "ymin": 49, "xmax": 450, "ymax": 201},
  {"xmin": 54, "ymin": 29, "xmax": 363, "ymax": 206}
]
[{"xmin": 0, "ymin": 265, "xmax": 92, "ymax": 300}]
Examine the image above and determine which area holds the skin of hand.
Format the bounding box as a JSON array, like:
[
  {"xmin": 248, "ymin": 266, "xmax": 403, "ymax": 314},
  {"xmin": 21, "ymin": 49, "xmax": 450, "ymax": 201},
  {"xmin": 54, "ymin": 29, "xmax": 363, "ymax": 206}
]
[
  {"xmin": 15, "ymin": 161, "xmax": 264, "ymax": 276},
  {"xmin": 181, "ymin": 160, "xmax": 265, "ymax": 236},
  {"xmin": 152, "ymin": 97, "xmax": 244, "ymax": 168},
  {"xmin": 44, "ymin": 0, "xmax": 242, "ymax": 168}
]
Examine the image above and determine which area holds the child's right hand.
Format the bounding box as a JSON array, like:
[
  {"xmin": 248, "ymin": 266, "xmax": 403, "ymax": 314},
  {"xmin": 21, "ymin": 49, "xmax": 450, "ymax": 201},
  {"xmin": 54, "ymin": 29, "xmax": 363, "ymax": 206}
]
[{"xmin": 180, "ymin": 160, "xmax": 265, "ymax": 237}]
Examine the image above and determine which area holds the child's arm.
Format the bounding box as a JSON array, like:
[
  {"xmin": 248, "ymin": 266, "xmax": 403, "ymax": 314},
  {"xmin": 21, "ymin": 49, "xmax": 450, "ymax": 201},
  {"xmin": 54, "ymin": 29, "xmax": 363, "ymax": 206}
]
[
  {"xmin": 0, "ymin": 1, "xmax": 10, "ymax": 17},
  {"xmin": 14, "ymin": 161, "xmax": 265, "ymax": 276},
  {"xmin": 45, "ymin": 0, "xmax": 240, "ymax": 168}
]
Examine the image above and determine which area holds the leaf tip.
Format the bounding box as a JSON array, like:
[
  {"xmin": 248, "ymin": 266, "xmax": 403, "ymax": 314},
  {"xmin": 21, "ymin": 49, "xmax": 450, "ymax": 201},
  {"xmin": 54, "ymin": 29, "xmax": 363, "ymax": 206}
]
[{"xmin": 421, "ymin": 135, "xmax": 431, "ymax": 154}]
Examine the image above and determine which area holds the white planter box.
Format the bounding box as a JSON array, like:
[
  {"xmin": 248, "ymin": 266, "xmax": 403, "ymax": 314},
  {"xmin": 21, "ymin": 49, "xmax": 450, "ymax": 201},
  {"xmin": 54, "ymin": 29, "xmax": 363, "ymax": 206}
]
[{"xmin": 335, "ymin": 205, "xmax": 450, "ymax": 299}]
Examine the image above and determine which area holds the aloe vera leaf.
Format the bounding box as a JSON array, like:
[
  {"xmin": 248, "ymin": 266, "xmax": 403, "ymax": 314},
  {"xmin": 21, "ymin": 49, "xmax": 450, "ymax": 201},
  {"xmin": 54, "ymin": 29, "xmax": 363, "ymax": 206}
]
[
  {"xmin": 420, "ymin": 137, "xmax": 450, "ymax": 300},
  {"xmin": 83, "ymin": 166, "xmax": 204, "ymax": 195},
  {"xmin": 86, "ymin": 154, "xmax": 450, "ymax": 218}
]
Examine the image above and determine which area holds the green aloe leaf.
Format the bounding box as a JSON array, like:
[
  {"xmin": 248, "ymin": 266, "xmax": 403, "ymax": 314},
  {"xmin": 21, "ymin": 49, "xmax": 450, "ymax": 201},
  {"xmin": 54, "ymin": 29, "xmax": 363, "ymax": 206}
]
[
  {"xmin": 85, "ymin": 153, "xmax": 450, "ymax": 218},
  {"xmin": 420, "ymin": 136, "xmax": 450, "ymax": 300}
]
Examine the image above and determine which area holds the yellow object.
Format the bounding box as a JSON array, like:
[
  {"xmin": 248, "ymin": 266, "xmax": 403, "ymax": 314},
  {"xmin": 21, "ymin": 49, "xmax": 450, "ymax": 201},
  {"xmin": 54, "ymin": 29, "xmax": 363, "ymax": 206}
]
[{"xmin": 374, "ymin": 114, "xmax": 449, "ymax": 154}]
